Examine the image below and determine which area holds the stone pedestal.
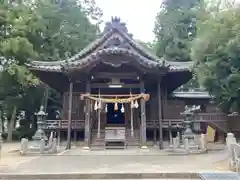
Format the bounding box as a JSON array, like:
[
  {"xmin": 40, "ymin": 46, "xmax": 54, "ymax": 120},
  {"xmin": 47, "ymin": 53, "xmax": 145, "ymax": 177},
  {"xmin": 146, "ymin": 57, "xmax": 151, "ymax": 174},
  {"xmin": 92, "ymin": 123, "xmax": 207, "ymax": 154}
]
[
  {"xmin": 184, "ymin": 138, "xmax": 189, "ymax": 150},
  {"xmin": 199, "ymin": 134, "xmax": 207, "ymax": 150},
  {"xmin": 82, "ymin": 146, "xmax": 90, "ymax": 151},
  {"xmin": 39, "ymin": 139, "xmax": 45, "ymax": 154},
  {"xmin": 20, "ymin": 138, "xmax": 28, "ymax": 155},
  {"xmin": 226, "ymin": 132, "xmax": 237, "ymax": 149},
  {"xmin": 50, "ymin": 138, "xmax": 57, "ymax": 154},
  {"xmin": 141, "ymin": 145, "xmax": 148, "ymax": 149},
  {"xmin": 173, "ymin": 137, "xmax": 180, "ymax": 149},
  {"xmin": 226, "ymin": 133, "xmax": 237, "ymax": 170}
]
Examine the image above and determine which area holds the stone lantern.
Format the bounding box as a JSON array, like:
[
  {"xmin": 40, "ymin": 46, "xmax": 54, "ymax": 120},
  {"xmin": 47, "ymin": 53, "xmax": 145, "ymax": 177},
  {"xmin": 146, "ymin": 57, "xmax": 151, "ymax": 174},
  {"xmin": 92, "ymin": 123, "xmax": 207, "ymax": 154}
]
[
  {"xmin": 32, "ymin": 106, "xmax": 48, "ymax": 143},
  {"xmin": 181, "ymin": 108, "xmax": 194, "ymax": 137},
  {"xmin": 180, "ymin": 105, "xmax": 198, "ymax": 149}
]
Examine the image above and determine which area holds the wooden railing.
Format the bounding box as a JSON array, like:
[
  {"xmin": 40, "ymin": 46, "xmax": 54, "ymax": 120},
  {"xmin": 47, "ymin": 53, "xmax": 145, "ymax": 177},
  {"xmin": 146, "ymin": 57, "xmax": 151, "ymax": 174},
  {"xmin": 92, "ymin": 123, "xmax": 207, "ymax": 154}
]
[
  {"xmin": 195, "ymin": 112, "xmax": 227, "ymax": 122},
  {"xmin": 146, "ymin": 119, "xmax": 182, "ymax": 128},
  {"xmin": 146, "ymin": 112, "xmax": 227, "ymax": 128},
  {"xmin": 45, "ymin": 120, "xmax": 85, "ymax": 129}
]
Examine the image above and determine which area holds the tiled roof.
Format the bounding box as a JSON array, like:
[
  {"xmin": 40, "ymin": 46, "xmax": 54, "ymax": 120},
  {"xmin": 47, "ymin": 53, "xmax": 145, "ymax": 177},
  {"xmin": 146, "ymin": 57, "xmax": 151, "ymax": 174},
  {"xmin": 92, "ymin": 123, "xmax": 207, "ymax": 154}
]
[
  {"xmin": 64, "ymin": 47, "xmax": 167, "ymax": 69},
  {"xmin": 168, "ymin": 61, "xmax": 192, "ymax": 72},
  {"xmin": 28, "ymin": 61, "xmax": 62, "ymax": 72}
]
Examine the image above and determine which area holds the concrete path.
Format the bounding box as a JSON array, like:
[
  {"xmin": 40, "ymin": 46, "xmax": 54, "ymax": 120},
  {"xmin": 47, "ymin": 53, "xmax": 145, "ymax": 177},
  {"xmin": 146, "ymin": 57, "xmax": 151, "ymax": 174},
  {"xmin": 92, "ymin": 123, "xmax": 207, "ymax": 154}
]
[
  {"xmin": 0, "ymin": 142, "xmax": 39, "ymax": 173},
  {"xmin": 2, "ymin": 150, "xmax": 230, "ymax": 174},
  {"xmin": 0, "ymin": 142, "xmax": 231, "ymax": 180}
]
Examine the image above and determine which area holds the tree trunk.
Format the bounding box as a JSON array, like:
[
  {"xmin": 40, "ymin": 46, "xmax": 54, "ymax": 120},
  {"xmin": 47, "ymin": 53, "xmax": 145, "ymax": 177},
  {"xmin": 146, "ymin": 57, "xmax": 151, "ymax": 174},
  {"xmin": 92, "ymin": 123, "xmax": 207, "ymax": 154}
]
[{"xmin": 7, "ymin": 106, "xmax": 17, "ymax": 142}]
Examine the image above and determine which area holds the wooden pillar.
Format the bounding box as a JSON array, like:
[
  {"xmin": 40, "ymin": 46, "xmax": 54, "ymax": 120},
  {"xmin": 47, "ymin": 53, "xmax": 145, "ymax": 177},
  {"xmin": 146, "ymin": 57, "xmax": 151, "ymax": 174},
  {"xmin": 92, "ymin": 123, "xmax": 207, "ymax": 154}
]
[
  {"xmin": 57, "ymin": 128, "xmax": 60, "ymax": 147},
  {"xmin": 153, "ymin": 99, "xmax": 157, "ymax": 145},
  {"xmin": 158, "ymin": 78, "xmax": 163, "ymax": 149},
  {"xmin": 130, "ymin": 104, "xmax": 134, "ymax": 137},
  {"xmin": 153, "ymin": 126, "xmax": 157, "ymax": 145},
  {"xmin": 97, "ymin": 88, "xmax": 101, "ymax": 138},
  {"xmin": 169, "ymin": 121, "xmax": 173, "ymax": 145},
  {"xmin": 66, "ymin": 81, "xmax": 73, "ymax": 150},
  {"xmin": 74, "ymin": 131, "xmax": 77, "ymax": 142},
  {"xmin": 140, "ymin": 81, "xmax": 147, "ymax": 148},
  {"xmin": 43, "ymin": 86, "xmax": 49, "ymax": 112},
  {"xmin": 83, "ymin": 81, "xmax": 90, "ymax": 150}
]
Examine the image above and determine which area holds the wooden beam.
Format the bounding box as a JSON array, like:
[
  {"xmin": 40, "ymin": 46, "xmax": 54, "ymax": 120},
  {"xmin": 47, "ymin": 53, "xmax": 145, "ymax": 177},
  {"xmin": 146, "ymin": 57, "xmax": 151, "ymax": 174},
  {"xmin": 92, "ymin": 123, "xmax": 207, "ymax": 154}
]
[
  {"xmin": 92, "ymin": 72, "xmax": 140, "ymax": 79},
  {"xmin": 66, "ymin": 81, "xmax": 73, "ymax": 150},
  {"xmin": 90, "ymin": 83, "xmax": 141, "ymax": 88},
  {"xmin": 158, "ymin": 78, "xmax": 163, "ymax": 149},
  {"xmin": 81, "ymin": 93, "xmax": 148, "ymax": 97}
]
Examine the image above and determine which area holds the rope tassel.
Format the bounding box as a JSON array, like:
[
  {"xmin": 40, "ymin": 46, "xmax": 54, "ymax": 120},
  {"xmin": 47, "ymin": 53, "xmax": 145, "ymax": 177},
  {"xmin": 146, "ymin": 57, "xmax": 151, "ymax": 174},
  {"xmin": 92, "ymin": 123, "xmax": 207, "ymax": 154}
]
[
  {"xmin": 114, "ymin": 102, "xmax": 118, "ymax": 111},
  {"xmin": 94, "ymin": 101, "xmax": 98, "ymax": 111},
  {"xmin": 134, "ymin": 100, "xmax": 139, "ymax": 108},
  {"xmin": 121, "ymin": 104, "xmax": 125, "ymax": 113}
]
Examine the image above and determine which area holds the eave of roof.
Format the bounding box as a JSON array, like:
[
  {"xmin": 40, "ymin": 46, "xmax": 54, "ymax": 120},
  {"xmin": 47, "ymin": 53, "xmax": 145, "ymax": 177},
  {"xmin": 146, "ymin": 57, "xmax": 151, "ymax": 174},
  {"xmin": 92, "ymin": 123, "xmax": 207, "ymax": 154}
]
[
  {"xmin": 172, "ymin": 91, "xmax": 212, "ymax": 99},
  {"xmin": 64, "ymin": 47, "xmax": 167, "ymax": 69},
  {"xmin": 28, "ymin": 60, "xmax": 192, "ymax": 73}
]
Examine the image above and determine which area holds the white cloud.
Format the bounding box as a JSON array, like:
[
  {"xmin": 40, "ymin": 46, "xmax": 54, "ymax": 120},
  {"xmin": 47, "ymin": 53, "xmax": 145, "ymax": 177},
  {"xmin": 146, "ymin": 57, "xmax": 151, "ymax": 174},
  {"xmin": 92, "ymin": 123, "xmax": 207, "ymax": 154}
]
[{"xmin": 97, "ymin": 0, "xmax": 162, "ymax": 42}]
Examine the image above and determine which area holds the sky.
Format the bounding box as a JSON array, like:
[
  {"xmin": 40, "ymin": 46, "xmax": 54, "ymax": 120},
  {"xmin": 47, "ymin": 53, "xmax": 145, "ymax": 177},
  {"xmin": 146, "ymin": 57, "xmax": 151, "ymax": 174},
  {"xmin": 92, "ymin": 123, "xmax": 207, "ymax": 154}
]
[{"xmin": 97, "ymin": 0, "xmax": 162, "ymax": 42}]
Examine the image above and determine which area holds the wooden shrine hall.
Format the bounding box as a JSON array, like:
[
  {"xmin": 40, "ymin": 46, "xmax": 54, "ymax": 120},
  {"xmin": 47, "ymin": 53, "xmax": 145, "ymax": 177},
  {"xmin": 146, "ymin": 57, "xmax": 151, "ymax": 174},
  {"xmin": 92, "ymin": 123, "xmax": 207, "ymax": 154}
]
[{"xmin": 28, "ymin": 17, "xmax": 227, "ymax": 150}]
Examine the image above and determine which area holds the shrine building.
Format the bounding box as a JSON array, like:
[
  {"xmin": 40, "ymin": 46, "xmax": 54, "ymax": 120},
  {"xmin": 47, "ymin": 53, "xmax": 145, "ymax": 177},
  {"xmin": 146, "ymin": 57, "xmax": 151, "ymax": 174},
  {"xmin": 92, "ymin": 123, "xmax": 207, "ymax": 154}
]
[{"xmin": 28, "ymin": 17, "xmax": 228, "ymax": 150}]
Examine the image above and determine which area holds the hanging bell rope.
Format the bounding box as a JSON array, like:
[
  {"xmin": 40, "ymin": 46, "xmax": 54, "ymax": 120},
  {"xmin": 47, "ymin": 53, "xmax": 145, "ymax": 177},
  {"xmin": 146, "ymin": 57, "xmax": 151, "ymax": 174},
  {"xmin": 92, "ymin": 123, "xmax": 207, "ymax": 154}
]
[{"xmin": 81, "ymin": 93, "xmax": 150, "ymax": 103}]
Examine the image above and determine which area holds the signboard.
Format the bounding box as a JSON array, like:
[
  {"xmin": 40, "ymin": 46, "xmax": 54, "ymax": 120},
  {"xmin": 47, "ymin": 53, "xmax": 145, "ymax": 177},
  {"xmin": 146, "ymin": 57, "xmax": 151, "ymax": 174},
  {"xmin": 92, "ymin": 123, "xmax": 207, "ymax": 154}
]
[{"xmin": 206, "ymin": 125, "xmax": 216, "ymax": 142}]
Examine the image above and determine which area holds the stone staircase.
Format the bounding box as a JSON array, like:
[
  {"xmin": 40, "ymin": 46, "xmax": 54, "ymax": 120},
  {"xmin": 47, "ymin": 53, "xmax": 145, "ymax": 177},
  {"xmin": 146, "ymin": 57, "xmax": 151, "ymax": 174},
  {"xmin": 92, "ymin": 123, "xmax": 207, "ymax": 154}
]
[
  {"xmin": 126, "ymin": 129, "xmax": 140, "ymax": 147},
  {"xmin": 91, "ymin": 128, "xmax": 140, "ymax": 150},
  {"xmin": 91, "ymin": 129, "xmax": 105, "ymax": 150}
]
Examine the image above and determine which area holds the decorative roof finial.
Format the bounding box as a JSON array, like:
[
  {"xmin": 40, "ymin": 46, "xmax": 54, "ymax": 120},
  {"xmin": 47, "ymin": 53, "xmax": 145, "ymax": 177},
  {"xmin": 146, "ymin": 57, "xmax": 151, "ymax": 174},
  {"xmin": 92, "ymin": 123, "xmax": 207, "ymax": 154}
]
[
  {"xmin": 111, "ymin": 16, "xmax": 120, "ymax": 23},
  {"xmin": 103, "ymin": 17, "xmax": 132, "ymax": 38}
]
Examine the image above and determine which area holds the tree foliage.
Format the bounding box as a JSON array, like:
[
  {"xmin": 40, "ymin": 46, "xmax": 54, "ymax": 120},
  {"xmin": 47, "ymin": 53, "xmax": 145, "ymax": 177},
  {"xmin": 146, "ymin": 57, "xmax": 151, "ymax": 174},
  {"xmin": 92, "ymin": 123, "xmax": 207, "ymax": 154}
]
[
  {"xmin": 154, "ymin": 0, "xmax": 203, "ymax": 62},
  {"xmin": 0, "ymin": 0, "xmax": 102, "ymax": 140},
  {"xmin": 191, "ymin": 3, "xmax": 240, "ymax": 112},
  {"xmin": 30, "ymin": 0, "xmax": 101, "ymax": 61}
]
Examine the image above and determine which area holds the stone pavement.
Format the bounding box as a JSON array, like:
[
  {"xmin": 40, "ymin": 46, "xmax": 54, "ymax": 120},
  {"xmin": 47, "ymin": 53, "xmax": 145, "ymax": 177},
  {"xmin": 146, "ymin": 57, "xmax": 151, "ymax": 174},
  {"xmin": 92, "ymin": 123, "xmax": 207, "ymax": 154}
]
[
  {"xmin": 1, "ymin": 149, "xmax": 230, "ymax": 174},
  {"xmin": 0, "ymin": 142, "xmax": 232, "ymax": 180},
  {"xmin": 0, "ymin": 142, "xmax": 39, "ymax": 173}
]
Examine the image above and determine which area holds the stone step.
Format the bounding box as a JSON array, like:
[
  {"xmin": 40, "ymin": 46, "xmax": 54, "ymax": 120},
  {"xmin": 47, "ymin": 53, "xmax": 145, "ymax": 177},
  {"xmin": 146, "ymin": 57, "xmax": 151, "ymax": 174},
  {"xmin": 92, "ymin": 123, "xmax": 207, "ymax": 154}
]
[
  {"xmin": 91, "ymin": 141, "xmax": 104, "ymax": 143},
  {"xmin": 90, "ymin": 146, "xmax": 105, "ymax": 151},
  {"xmin": 91, "ymin": 143, "xmax": 105, "ymax": 146},
  {"xmin": 91, "ymin": 135, "xmax": 105, "ymax": 138},
  {"xmin": 0, "ymin": 172, "xmax": 201, "ymax": 179},
  {"xmin": 105, "ymin": 146, "xmax": 125, "ymax": 149}
]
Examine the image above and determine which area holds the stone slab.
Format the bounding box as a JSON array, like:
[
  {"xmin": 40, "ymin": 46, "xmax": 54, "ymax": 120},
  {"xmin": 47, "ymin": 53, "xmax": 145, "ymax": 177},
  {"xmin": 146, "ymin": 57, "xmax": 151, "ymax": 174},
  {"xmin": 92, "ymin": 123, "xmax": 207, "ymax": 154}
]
[
  {"xmin": 3, "ymin": 152, "xmax": 231, "ymax": 174},
  {"xmin": 199, "ymin": 172, "xmax": 240, "ymax": 180},
  {"xmin": 0, "ymin": 172, "xmax": 200, "ymax": 179}
]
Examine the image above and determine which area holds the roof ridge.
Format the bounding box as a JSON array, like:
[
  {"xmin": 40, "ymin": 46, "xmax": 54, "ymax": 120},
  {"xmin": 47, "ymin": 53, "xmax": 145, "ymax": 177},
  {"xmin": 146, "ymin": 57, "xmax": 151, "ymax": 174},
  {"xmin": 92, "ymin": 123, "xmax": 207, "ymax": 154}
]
[{"xmin": 114, "ymin": 28, "xmax": 166, "ymax": 63}]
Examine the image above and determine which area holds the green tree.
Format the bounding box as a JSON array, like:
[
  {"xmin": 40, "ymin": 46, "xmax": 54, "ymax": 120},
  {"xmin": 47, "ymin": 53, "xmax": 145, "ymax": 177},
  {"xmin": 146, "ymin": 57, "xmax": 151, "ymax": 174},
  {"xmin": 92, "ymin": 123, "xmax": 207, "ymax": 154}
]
[
  {"xmin": 0, "ymin": 0, "xmax": 40, "ymax": 141},
  {"xmin": 0, "ymin": 0, "xmax": 102, "ymax": 140},
  {"xmin": 154, "ymin": 0, "xmax": 203, "ymax": 62},
  {"xmin": 191, "ymin": 3, "xmax": 240, "ymax": 112},
  {"xmin": 29, "ymin": 0, "xmax": 101, "ymax": 61}
]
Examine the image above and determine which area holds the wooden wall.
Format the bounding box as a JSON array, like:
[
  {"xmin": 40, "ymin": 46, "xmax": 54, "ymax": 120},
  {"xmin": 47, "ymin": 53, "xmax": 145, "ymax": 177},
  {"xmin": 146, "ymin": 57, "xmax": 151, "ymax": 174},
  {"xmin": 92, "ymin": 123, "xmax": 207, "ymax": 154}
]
[
  {"xmin": 163, "ymin": 100, "xmax": 185, "ymax": 120},
  {"xmin": 62, "ymin": 92, "xmax": 85, "ymax": 120}
]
